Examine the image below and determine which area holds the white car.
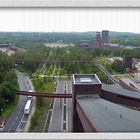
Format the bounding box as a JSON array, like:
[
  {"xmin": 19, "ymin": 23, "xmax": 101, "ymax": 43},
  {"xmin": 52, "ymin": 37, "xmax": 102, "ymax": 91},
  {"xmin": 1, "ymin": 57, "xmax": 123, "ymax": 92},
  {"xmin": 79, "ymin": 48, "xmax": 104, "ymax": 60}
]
[{"xmin": 28, "ymin": 90, "xmax": 33, "ymax": 99}]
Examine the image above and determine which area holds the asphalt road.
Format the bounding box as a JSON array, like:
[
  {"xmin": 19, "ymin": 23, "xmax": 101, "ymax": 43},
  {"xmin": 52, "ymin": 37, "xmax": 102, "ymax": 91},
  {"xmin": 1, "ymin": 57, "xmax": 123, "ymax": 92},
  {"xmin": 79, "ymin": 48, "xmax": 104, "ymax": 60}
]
[
  {"xmin": 66, "ymin": 81, "xmax": 72, "ymax": 132},
  {"xmin": 48, "ymin": 80, "xmax": 64, "ymax": 132},
  {"xmin": 1, "ymin": 70, "xmax": 30, "ymax": 132},
  {"xmin": 48, "ymin": 80, "xmax": 72, "ymax": 132}
]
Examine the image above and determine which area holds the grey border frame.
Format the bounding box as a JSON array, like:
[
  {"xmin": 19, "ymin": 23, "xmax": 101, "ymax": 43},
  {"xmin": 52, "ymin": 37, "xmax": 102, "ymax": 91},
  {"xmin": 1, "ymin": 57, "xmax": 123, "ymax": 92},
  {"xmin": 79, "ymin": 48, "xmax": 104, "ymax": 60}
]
[
  {"xmin": 0, "ymin": 0, "xmax": 140, "ymax": 139},
  {"xmin": 0, "ymin": 0, "xmax": 140, "ymax": 7}
]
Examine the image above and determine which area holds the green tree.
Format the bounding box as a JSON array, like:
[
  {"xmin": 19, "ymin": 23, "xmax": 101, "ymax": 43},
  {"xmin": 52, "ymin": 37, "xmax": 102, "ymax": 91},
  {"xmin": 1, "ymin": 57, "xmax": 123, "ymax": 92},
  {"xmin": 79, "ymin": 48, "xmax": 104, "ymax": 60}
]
[
  {"xmin": 112, "ymin": 59, "xmax": 125, "ymax": 73},
  {"xmin": 0, "ymin": 81, "xmax": 17, "ymax": 103},
  {"xmin": 0, "ymin": 98, "xmax": 6, "ymax": 113}
]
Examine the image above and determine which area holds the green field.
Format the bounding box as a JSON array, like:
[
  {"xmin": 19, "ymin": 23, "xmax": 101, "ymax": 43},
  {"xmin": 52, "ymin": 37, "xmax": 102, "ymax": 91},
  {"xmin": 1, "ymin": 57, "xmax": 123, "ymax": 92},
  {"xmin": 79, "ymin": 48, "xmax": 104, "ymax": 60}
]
[{"xmin": 29, "ymin": 77, "xmax": 55, "ymax": 132}]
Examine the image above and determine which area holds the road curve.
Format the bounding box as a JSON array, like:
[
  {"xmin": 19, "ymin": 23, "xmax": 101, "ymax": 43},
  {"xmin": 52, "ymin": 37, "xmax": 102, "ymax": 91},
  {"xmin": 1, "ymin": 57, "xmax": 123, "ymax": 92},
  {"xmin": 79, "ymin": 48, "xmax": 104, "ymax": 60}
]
[{"xmin": 2, "ymin": 70, "xmax": 29, "ymax": 132}]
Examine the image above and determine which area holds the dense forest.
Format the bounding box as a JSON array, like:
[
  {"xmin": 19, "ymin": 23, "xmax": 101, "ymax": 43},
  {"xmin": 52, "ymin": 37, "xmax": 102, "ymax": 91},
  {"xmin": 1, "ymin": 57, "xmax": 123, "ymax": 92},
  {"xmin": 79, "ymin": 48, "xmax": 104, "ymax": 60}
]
[
  {"xmin": 0, "ymin": 31, "xmax": 140, "ymax": 50},
  {"xmin": 0, "ymin": 52, "xmax": 17, "ymax": 116},
  {"xmin": 13, "ymin": 45, "xmax": 140, "ymax": 78}
]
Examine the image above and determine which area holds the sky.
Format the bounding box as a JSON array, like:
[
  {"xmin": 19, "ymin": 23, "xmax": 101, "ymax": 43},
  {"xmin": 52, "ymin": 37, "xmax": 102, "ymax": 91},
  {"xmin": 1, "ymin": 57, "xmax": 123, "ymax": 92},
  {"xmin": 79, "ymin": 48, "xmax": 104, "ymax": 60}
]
[{"xmin": 0, "ymin": 8, "xmax": 140, "ymax": 33}]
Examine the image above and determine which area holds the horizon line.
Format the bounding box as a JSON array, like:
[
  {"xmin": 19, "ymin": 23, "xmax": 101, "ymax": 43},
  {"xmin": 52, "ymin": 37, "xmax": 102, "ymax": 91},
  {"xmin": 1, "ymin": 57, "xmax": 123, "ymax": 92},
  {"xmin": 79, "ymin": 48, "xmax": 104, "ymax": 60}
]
[{"xmin": 0, "ymin": 30, "xmax": 139, "ymax": 34}]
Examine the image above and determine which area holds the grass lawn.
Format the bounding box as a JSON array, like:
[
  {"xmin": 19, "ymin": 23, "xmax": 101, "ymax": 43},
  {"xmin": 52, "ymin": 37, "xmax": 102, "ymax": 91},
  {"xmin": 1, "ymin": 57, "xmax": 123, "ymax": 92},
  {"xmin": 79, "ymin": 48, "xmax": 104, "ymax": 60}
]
[{"xmin": 29, "ymin": 77, "xmax": 55, "ymax": 132}]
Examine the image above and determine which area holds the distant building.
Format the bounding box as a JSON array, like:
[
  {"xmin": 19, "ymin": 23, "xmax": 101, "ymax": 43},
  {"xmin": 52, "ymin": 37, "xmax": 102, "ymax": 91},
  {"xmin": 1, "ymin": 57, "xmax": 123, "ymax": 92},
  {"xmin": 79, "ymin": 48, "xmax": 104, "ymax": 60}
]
[
  {"xmin": 107, "ymin": 57, "xmax": 123, "ymax": 64},
  {"xmin": 0, "ymin": 44, "xmax": 11, "ymax": 48},
  {"xmin": 102, "ymin": 30, "xmax": 109, "ymax": 43},
  {"xmin": 96, "ymin": 32, "xmax": 103, "ymax": 48},
  {"xmin": 96, "ymin": 30, "xmax": 109, "ymax": 47},
  {"xmin": 104, "ymin": 43, "xmax": 125, "ymax": 48},
  {"xmin": 123, "ymin": 55, "xmax": 133, "ymax": 72},
  {"xmin": 124, "ymin": 46, "xmax": 140, "ymax": 50},
  {"xmin": 0, "ymin": 43, "xmax": 16, "ymax": 56},
  {"xmin": 80, "ymin": 40, "xmax": 95, "ymax": 48}
]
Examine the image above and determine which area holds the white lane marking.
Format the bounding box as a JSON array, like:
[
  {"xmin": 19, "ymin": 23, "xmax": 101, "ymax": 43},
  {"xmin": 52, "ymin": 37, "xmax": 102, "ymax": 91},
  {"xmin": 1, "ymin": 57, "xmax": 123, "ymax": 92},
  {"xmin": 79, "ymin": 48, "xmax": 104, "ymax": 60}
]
[
  {"xmin": 48, "ymin": 98, "xmax": 56, "ymax": 132},
  {"xmin": 18, "ymin": 111, "xmax": 20, "ymax": 115},
  {"xmin": 66, "ymin": 80, "xmax": 72, "ymax": 132},
  {"xmin": 43, "ymin": 108, "xmax": 50, "ymax": 132},
  {"xmin": 12, "ymin": 122, "xmax": 15, "ymax": 126},
  {"xmin": 22, "ymin": 121, "xmax": 27, "ymax": 123},
  {"xmin": 16, "ymin": 113, "xmax": 25, "ymax": 132},
  {"xmin": 48, "ymin": 81, "xmax": 59, "ymax": 132},
  {"xmin": 15, "ymin": 116, "xmax": 18, "ymax": 121},
  {"xmin": 61, "ymin": 98, "xmax": 64, "ymax": 132},
  {"xmin": 61, "ymin": 81, "xmax": 67, "ymax": 132},
  {"xmin": 65, "ymin": 81, "xmax": 68, "ymax": 131}
]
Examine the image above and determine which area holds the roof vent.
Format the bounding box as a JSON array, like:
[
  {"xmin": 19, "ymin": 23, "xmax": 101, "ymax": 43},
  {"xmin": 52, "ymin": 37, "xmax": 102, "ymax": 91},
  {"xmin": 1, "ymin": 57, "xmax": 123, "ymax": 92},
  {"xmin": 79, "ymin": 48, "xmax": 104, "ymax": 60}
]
[{"xmin": 80, "ymin": 78, "xmax": 92, "ymax": 83}]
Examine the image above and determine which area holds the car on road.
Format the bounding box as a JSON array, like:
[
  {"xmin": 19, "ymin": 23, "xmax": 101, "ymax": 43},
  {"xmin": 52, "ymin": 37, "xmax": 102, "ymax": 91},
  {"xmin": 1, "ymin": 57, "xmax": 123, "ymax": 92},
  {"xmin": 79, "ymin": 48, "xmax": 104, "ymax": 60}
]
[
  {"xmin": 0, "ymin": 121, "xmax": 5, "ymax": 128},
  {"xmin": 28, "ymin": 89, "xmax": 33, "ymax": 99}
]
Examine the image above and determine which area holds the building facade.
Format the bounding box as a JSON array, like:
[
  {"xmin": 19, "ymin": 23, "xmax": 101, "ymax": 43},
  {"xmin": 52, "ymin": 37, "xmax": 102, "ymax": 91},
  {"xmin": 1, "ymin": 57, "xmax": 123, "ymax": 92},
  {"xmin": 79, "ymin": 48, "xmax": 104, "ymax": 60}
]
[{"xmin": 102, "ymin": 30, "xmax": 109, "ymax": 43}]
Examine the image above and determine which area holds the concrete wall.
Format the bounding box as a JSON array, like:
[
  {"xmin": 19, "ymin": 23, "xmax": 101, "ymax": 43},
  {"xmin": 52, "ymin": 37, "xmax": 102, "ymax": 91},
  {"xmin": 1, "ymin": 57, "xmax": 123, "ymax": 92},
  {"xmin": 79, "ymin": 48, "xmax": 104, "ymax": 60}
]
[{"xmin": 72, "ymin": 83, "xmax": 101, "ymax": 132}]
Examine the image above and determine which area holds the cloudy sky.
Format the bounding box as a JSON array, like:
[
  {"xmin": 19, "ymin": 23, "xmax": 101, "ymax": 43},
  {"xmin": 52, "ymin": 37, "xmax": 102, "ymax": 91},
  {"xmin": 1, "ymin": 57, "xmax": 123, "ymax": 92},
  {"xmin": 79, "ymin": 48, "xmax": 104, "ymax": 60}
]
[{"xmin": 0, "ymin": 8, "xmax": 140, "ymax": 33}]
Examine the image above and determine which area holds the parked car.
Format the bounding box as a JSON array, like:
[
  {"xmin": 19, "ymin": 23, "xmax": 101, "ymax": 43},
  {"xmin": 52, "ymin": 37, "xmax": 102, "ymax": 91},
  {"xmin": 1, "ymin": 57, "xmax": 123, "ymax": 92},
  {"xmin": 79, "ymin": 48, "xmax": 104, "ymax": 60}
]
[{"xmin": 0, "ymin": 121, "xmax": 5, "ymax": 128}]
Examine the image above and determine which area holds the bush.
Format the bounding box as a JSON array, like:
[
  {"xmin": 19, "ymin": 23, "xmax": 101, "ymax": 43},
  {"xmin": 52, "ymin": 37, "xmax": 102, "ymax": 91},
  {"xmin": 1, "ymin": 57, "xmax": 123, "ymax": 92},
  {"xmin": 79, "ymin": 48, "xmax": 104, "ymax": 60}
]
[{"xmin": 30, "ymin": 112, "xmax": 39, "ymax": 129}]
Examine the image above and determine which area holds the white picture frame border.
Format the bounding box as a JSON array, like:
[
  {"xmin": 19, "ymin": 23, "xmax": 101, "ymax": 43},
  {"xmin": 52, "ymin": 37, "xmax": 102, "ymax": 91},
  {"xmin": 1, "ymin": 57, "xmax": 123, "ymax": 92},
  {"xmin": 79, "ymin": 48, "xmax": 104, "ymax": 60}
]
[
  {"xmin": 0, "ymin": 0, "xmax": 140, "ymax": 139},
  {"xmin": 0, "ymin": 0, "xmax": 140, "ymax": 7}
]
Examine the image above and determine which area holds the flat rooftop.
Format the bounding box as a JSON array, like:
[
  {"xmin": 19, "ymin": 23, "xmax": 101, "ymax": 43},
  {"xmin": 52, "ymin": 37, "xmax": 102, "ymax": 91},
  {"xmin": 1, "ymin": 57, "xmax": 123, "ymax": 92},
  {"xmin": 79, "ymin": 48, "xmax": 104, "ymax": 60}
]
[
  {"xmin": 77, "ymin": 95, "xmax": 140, "ymax": 132},
  {"xmin": 73, "ymin": 74, "xmax": 101, "ymax": 84},
  {"xmin": 102, "ymin": 84, "xmax": 140, "ymax": 100}
]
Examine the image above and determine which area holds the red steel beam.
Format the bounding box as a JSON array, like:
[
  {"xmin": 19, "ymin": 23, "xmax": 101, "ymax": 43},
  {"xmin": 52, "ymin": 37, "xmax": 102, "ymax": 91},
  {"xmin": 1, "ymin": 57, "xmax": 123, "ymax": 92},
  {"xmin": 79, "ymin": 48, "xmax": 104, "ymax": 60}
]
[
  {"xmin": 18, "ymin": 90, "xmax": 72, "ymax": 95},
  {"xmin": 17, "ymin": 91, "xmax": 72, "ymax": 98}
]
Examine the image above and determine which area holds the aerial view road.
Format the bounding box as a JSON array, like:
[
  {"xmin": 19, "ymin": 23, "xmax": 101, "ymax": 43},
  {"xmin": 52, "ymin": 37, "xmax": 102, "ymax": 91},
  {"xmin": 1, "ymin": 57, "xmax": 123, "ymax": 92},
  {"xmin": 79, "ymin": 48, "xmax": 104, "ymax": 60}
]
[
  {"xmin": 48, "ymin": 80, "xmax": 65, "ymax": 132},
  {"xmin": 66, "ymin": 80, "xmax": 72, "ymax": 132},
  {"xmin": 1, "ymin": 70, "xmax": 32, "ymax": 132},
  {"xmin": 48, "ymin": 80, "xmax": 72, "ymax": 132}
]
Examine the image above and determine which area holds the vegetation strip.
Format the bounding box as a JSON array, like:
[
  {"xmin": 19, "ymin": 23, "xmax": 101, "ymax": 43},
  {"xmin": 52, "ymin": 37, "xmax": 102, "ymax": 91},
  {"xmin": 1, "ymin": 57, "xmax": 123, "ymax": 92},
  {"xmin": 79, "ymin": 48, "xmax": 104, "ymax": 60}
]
[{"xmin": 29, "ymin": 77, "xmax": 54, "ymax": 132}]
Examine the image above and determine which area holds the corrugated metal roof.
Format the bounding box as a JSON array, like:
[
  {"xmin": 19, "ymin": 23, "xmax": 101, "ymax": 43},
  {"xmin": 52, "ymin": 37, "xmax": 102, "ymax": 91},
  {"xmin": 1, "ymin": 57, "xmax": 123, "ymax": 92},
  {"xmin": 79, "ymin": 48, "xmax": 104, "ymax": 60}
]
[{"xmin": 77, "ymin": 95, "xmax": 140, "ymax": 132}]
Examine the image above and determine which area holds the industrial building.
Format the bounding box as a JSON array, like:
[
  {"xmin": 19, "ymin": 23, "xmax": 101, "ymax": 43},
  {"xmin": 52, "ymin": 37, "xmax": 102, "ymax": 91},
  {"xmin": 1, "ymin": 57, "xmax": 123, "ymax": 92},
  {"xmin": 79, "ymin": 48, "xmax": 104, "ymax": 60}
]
[
  {"xmin": 0, "ymin": 43, "xmax": 16, "ymax": 56},
  {"xmin": 102, "ymin": 30, "xmax": 109, "ymax": 43},
  {"xmin": 123, "ymin": 55, "xmax": 133, "ymax": 72},
  {"xmin": 96, "ymin": 32, "xmax": 103, "ymax": 48},
  {"xmin": 80, "ymin": 30, "xmax": 110, "ymax": 48},
  {"xmin": 96, "ymin": 30, "xmax": 109, "ymax": 48},
  {"xmin": 72, "ymin": 74, "xmax": 140, "ymax": 132},
  {"xmin": 77, "ymin": 94, "xmax": 140, "ymax": 132},
  {"xmin": 72, "ymin": 74, "xmax": 102, "ymax": 132},
  {"xmin": 80, "ymin": 40, "xmax": 95, "ymax": 48}
]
